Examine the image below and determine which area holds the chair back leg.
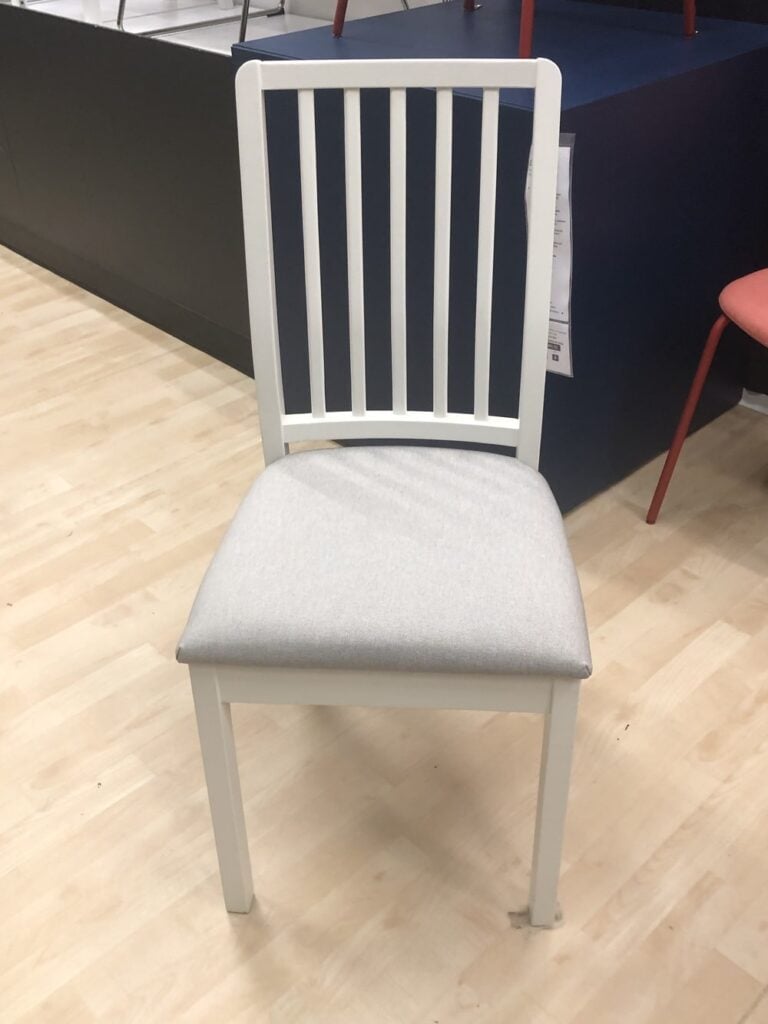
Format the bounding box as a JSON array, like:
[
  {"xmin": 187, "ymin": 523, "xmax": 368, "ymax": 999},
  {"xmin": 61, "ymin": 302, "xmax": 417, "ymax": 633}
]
[
  {"xmin": 646, "ymin": 313, "xmax": 729, "ymax": 524},
  {"xmin": 684, "ymin": 0, "xmax": 696, "ymax": 36},
  {"xmin": 519, "ymin": 0, "xmax": 535, "ymax": 58},
  {"xmin": 191, "ymin": 666, "xmax": 254, "ymax": 913},
  {"xmin": 333, "ymin": 0, "xmax": 349, "ymax": 36},
  {"xmin": 528, "ymin": 679, "xmax": 580, "ymax": 927}
]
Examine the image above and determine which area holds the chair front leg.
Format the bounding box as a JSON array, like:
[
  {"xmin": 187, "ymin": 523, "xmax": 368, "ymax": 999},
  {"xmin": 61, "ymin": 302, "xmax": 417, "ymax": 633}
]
[
  {"xmin": 190, "ymin": 666, "xmax": 254, "ymax": 913},
  {"xmin": 528, "ymin": 679, "xmax": 580, "ymax": 927}
]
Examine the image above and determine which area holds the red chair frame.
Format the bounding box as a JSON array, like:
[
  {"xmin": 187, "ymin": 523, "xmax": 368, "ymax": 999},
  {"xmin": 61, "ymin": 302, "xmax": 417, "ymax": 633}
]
[
  {"xmin": 333, "ymin": 0, "xmax": 697, "ymax": 58},
  {"xmin": 647, "ymin": 267, "xmax": 768, "ymax": 524}
]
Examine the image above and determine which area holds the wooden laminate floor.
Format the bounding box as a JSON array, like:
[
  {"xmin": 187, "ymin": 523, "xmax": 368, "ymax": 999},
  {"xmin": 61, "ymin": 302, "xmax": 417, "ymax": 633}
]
[{"xmin": 1, "ymin": 243, "xmax": 768, "ymax": 1023}]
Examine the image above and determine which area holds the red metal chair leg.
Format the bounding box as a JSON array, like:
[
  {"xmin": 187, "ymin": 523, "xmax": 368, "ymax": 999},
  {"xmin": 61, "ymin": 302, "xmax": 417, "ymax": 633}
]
[
  {"xmin": 683, "ymin": 0, "xmax": 696, "ymax": 37},
  {"xmin": 464, "ymin": 0, "xmax": 533, "ymax": 55},
  {"xmin": 333, "ymin": 0, "xmax": 349, "ymax": 37},
  {"xmin": 519, "ymin": 0, "xmax": 535, "ymax": 58},
  {"xmin": 646, "ymin": 313, "xmax": 730, "ymax": 524}
]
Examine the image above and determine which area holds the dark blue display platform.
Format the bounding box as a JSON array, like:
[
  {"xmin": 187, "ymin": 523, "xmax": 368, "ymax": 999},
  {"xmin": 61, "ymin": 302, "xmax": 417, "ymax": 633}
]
[
  {"xmin": 236, "ymin": 0, "xmax": 768, "ymax": 108},
  {"xmin": 234, "ymin": 0, "xmax": 768, "ymax": 511}
]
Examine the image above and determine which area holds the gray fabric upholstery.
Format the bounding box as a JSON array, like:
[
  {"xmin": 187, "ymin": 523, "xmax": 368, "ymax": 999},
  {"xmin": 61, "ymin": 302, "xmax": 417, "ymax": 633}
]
[{"xmin": 177, "ymin": 446, "xmax": 591, "ymax": 678}]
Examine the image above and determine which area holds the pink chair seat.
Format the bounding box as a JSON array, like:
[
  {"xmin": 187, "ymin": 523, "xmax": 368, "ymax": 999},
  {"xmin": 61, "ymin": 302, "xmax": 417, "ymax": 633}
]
[{"xmin": 719, "ymin": 269, "xmax": 768, "ymax": 348}]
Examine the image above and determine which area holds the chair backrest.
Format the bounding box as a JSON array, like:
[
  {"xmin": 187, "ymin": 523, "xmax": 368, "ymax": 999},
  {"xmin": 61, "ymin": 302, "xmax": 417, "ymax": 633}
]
[{"xmin": 235, "ymin": 58, "xmax": 561, "ymax": 469}]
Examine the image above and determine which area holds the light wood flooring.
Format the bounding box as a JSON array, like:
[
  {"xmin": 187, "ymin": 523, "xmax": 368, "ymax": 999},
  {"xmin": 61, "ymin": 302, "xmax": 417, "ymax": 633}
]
[{"xmin": 1, "ymin": 243, "xmax": 768, "ymax": 1023}]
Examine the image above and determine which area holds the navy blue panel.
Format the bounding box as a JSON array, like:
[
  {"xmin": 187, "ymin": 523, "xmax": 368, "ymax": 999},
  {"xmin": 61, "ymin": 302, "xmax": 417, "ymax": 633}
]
[
  {"xmin": 0, "ymin": 6, "xmax": 250, "ymax": 359},
  {"xmin": 235, "ymin": 0, "xmax": 768, "ymax": 110},
  {"xmin": 542, "ymin": 50, "xmax": 768, "ymax": 505}
]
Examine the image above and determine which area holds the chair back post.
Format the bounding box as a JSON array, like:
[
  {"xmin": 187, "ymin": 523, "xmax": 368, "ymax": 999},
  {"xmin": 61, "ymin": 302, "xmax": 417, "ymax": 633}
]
[
  {"xmin": 236, "ymin": 58, "xmax": 562, "ymax": 470},
  {"xmin": 517, "ymin": 57, "xmax": 560, "ymax": 467},
  {"xmin": 236, "ymin": 60, "xmax": 287, "ymax": 465}
]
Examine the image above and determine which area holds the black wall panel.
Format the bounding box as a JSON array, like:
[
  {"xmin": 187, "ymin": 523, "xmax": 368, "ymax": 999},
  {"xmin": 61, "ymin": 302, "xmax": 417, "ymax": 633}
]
[{"xmin": 0, "ymin": 5, "xmax": 252, "ymax": 372}]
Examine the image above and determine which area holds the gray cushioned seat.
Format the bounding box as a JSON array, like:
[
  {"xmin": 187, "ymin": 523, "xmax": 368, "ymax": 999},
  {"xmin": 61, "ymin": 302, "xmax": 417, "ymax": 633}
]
[{"xmin": 177, "ymin": 446, "xmax": 591, "ymax": 678}]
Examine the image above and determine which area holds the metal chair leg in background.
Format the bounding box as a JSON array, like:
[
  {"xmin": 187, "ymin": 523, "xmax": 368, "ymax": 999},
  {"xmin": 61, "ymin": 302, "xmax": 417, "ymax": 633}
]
[
  {"xmin": 115, "ymin": 0, "xmax": 284, "ymax": 40},
  {"xmin": 464, "ymin": 0, "xmax": 692, "ymax": 59},
  {"xmin": 333, "ymin": 0, "xmax": 408, "ymax": 38},
  {"xmin": 646, "ymin": 314, "xmax": 730, "ymax": 524},
  {"xmin": 684, "ymin": 0, "xmax": 696, "ymax": 36},
  {"xmin": 238, "ymin": 0, "xmax": 284, "ymax": 44}
]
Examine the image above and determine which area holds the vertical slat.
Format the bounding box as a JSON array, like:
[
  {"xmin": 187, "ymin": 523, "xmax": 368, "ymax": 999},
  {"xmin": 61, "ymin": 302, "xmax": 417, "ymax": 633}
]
[
  {"xmin": 473, "ymin": 88, "xmax": 500, "ymax": 421},
  {"xmin": 298, "ymin": 88, "xmax": 326, "ymax": 418},
  {"xmin": 517, "ymin": 60, "xmax": 562, "ymax": 469},
  {"xmin": 344, "ymin": 88, "xmax": 366, "ymax": 415},
  {"xmin": 390, "ymin": 88, "xmax": 407, "ymax": 415},
  {"xmin": 235, "ymin": 64, "xmax": 286, "ymax": 465},
  {"xmin": 432, "ymin": 88, "xmax": 453, "ymax": 418}
]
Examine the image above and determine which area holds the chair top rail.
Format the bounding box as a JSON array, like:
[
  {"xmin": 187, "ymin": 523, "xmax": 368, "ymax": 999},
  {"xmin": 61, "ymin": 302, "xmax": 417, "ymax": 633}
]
[{"xmin": 246, "ymin": 58, "xmax": 543, "ymax": 92}]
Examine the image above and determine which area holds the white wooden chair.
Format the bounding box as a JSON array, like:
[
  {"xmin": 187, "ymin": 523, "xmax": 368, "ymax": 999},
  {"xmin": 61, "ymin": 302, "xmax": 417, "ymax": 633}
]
[{"xmin": 177, "ymin": 57, "xmax": 591, "ymax": 928}]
